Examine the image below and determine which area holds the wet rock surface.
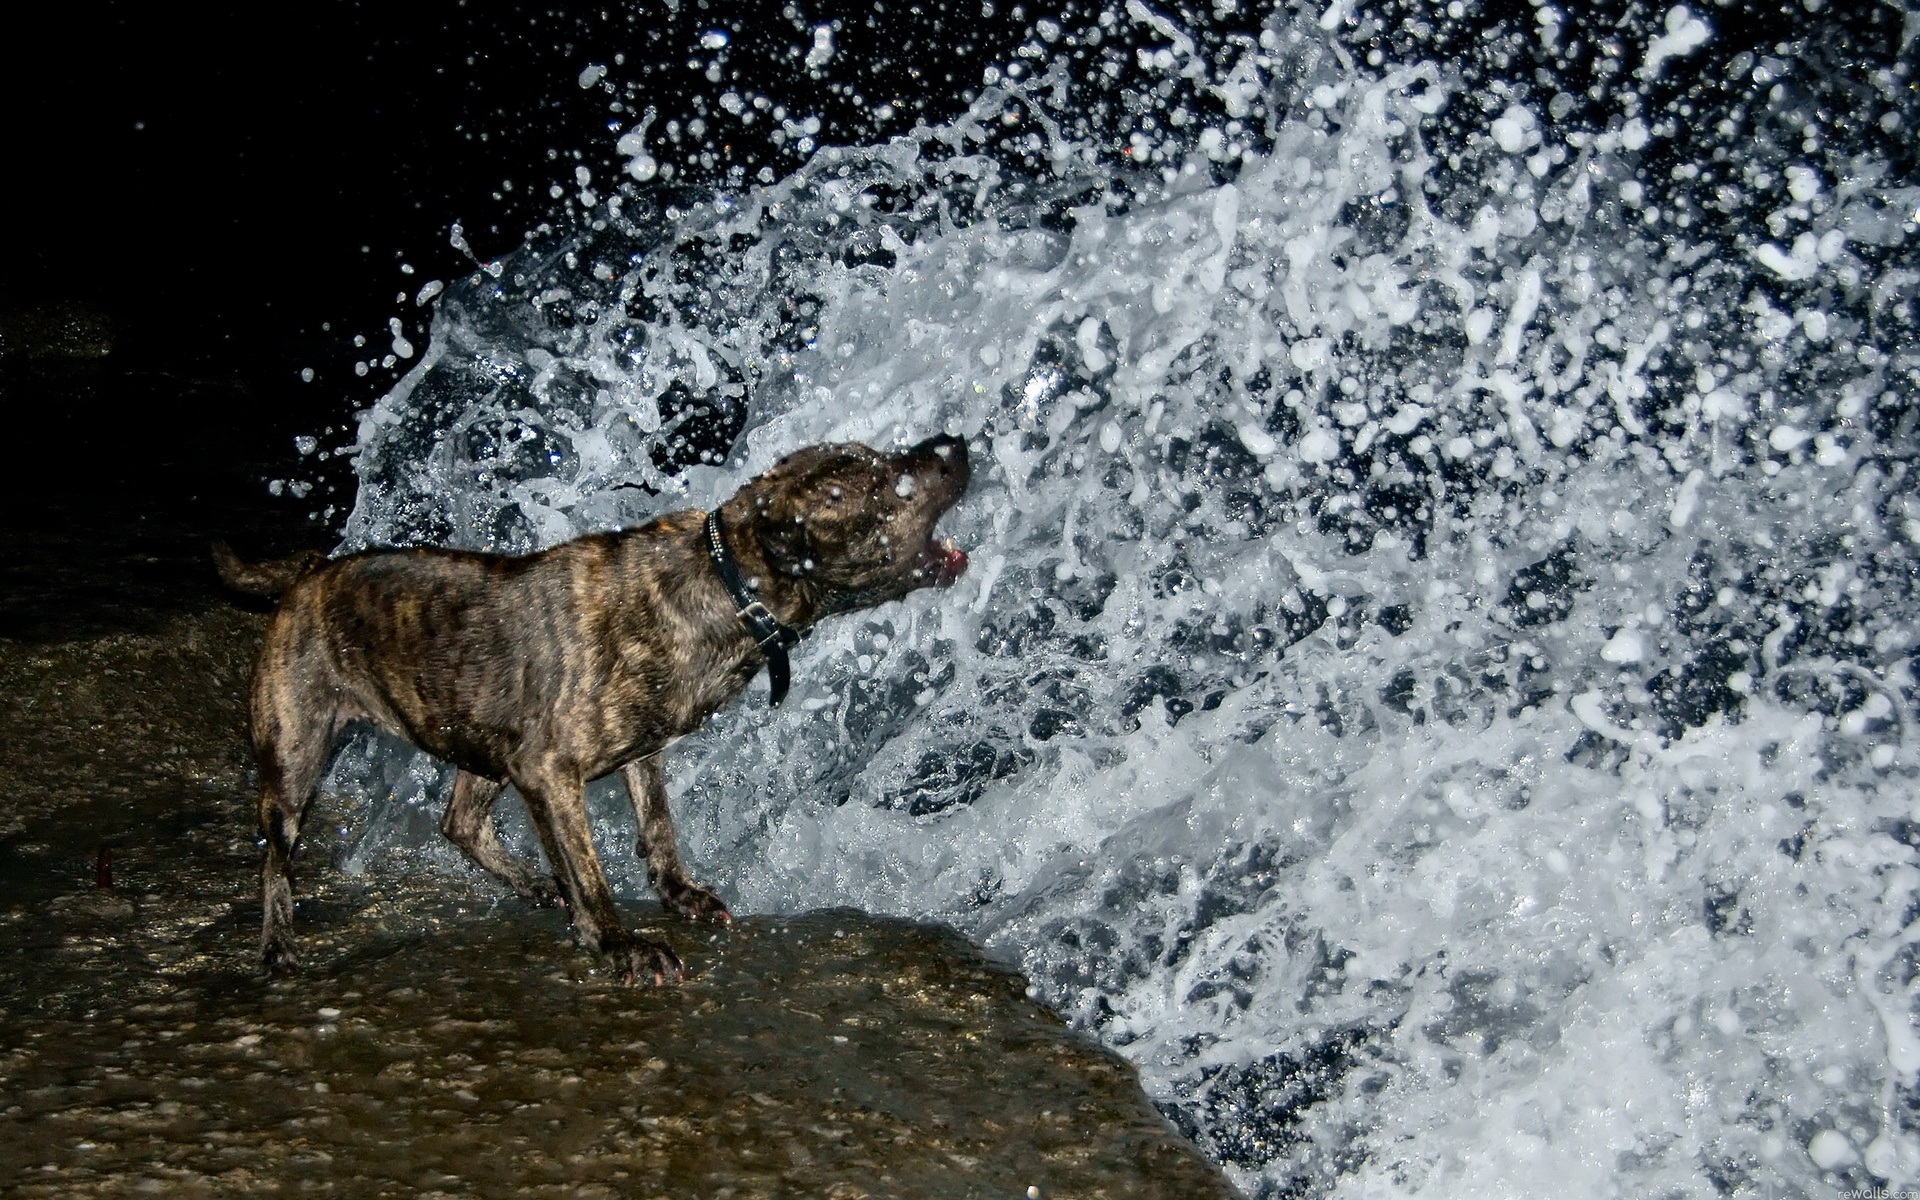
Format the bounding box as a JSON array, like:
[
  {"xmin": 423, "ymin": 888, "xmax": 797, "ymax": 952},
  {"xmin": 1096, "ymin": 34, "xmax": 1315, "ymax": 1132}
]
[
  {"xmin": 2, "ymin": 898, "xmax": 1232, "ymax": 1198},
  {"xmin": 0, "ymin": 528, "xmax": 1237, "ymax": 1198}
]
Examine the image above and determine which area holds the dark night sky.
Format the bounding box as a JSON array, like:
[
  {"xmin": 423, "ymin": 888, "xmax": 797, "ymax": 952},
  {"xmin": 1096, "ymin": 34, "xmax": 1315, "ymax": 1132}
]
[
  {"xmin": 7, "ymin": 1, "xmax": 1033, "ymax": 381},
  {"xmin": 1, "ymin": 0, "xmax": 1035, "ymax": 535}
]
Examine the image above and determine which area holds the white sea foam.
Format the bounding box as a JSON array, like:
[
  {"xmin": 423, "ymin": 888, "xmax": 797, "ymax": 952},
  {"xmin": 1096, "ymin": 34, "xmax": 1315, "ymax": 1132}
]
[
  {"xmin": 326, "ymin": 5, "xmax": 1920, "ymax": 1195},
  {"xmin": 1639, "ymin": 5, "xmax": 1710, "ymax": 81}
]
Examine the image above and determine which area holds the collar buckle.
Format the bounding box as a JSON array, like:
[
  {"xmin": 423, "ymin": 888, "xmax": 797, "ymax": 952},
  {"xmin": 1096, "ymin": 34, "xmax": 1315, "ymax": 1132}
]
[{"xmin": 705, "ymin": 511, "xmax": 803, "ymax": 707}]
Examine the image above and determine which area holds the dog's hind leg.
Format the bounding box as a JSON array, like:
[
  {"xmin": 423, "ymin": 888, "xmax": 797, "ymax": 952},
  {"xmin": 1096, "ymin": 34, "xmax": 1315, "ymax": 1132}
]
[
  {"xmin": 619, "ymin": 757, "xmax": 730, "ymax": 923},
  {"xmin": 440, "ymin": 770, "xmax": 562, "ymax": 906},
  {"xmin": 513, "ymin": 764, "xmax": 684, "ymax": 986},
  {"xmin": 252, "ymin": 680, "xmax": 342, "ymax": 974}
]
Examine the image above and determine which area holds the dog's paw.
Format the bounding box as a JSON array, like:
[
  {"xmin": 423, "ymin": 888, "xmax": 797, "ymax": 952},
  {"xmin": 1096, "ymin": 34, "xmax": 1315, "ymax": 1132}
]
[
  {"xmin": 607, "ymin": 937, "xmax": 685, "ymax": 987},
  {"xmin": 520, "ymin": 875, "xmax": 565, "ymax": 908},
  {"xmin": 260, "ymin": 937, "xmax": 301, "ymax": 976},
  {"xmin": 659, "ymin": 879, "xmax": 732, "ymax": 924}
]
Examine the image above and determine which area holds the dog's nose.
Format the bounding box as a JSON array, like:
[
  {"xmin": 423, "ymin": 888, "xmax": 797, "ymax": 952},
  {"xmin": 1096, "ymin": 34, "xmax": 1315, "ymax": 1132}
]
[{"xmin": 911, "ymin": 434, "xmax": 969, "ymax": 474}]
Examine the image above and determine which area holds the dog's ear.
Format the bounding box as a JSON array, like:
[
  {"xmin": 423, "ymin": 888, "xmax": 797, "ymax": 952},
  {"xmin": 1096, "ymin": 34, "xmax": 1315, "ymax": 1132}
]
[{"xmin": 757, "ymin": 512, "xmax": 816, "ymax": 578}]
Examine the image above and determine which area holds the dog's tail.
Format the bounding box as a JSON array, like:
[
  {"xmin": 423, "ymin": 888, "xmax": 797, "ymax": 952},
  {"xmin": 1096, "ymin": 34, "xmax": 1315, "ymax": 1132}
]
[{"xmin": 211, "ymin": 541, "xmax": 324, "ymax": 597}]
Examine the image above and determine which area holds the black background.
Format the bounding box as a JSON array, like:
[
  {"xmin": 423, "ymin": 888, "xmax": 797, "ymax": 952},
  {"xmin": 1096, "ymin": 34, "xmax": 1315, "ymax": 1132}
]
[
  {"xmin": 5, "ymin": 0, "xmax": 1033, "ymax": 416},
  {"xmin": 0, "ymin": 0, "xmax": 1031, "ymax": 635}
]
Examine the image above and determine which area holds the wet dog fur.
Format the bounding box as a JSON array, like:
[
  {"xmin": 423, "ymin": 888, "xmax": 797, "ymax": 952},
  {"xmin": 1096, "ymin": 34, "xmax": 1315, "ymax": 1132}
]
[{"xmin": 216, "ymin": 435, "xmax": 970, "ymax": 984}]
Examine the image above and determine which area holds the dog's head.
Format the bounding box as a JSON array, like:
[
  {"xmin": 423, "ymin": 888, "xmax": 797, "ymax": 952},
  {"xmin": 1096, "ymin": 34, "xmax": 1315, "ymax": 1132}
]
[{"xmin": 726, "ymin": 434, "xmax": 971, "ymax": 613}]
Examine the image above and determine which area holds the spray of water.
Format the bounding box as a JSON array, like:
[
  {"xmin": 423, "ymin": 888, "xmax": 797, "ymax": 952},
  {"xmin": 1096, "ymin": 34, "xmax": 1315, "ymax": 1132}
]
[{"xmin": 325, "ymin": 3, "xmax": 1920, "ymax": 1193}]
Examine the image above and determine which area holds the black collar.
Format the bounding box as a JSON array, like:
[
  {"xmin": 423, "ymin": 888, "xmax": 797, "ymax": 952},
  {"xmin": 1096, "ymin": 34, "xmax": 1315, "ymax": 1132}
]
[{"xmin": 704, "ymin": 510, "xmax": 804, "ymax": 707}]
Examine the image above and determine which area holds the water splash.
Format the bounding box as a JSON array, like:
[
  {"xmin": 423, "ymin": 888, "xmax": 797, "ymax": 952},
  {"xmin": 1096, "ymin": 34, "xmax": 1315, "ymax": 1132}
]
[{"xmin": 329, "ymin": 3, "xmax": 1920, "ymax": 1194}]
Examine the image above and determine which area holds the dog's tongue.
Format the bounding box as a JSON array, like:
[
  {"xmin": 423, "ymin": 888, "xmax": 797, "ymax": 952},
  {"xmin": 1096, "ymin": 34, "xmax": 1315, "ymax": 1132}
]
[{"xmin": 932, "ymin": 539, "xmax": 969, "ymax": 587}]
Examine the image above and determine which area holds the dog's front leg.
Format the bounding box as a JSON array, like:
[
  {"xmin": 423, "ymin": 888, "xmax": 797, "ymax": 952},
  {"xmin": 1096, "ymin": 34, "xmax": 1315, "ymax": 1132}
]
[
  {"xmin": 440, "ymin": 770, "xmax": 563, "ymax": 907},
  {"xmin": 513, "ymin": 765, "xmax": 684, "ymax": 986},
  {"xmin": 619, "ymin": 756, "xmax": 731, "ymax": 923}
]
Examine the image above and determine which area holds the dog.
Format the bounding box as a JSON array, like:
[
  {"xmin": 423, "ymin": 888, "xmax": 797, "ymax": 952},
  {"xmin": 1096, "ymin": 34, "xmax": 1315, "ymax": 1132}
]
[{"xmin": 215, "ymin": 435, "xmax": 970, "ymax": 984}]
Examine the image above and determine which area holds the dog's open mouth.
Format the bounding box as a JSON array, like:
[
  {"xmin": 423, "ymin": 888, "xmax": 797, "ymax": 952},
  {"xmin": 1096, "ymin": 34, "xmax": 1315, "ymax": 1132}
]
[{"xmin": 924, "ymin": 534, "xmax": 969, "ymax": 588}]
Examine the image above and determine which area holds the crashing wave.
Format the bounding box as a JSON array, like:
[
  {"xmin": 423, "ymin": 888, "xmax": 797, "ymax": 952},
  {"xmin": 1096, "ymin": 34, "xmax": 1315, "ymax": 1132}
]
[{"xmin": 327, "ymin": 3, "xmax": 1920, "ymax": 1194}]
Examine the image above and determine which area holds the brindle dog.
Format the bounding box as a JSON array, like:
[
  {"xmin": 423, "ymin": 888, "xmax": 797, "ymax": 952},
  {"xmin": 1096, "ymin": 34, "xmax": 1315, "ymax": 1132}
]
[{"xmin": 216, "ymin": 435, "xmax": 970, "ymax": 984}]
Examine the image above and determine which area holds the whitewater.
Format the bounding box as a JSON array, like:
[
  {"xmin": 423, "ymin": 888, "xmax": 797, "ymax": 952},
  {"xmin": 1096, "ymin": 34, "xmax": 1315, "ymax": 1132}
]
[{"xmin": 316, "ymin": 3, "xmax": 1920, "ymax": 1194}]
